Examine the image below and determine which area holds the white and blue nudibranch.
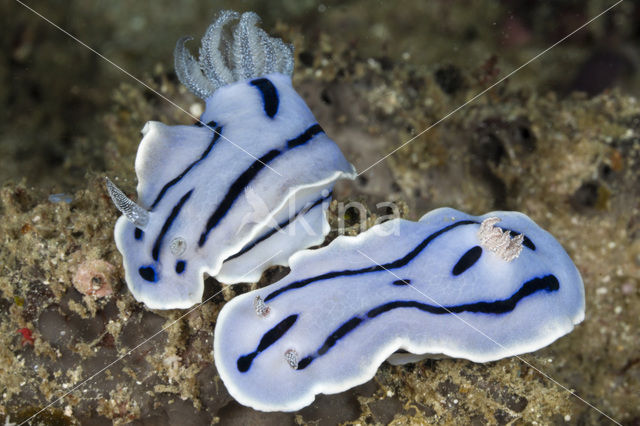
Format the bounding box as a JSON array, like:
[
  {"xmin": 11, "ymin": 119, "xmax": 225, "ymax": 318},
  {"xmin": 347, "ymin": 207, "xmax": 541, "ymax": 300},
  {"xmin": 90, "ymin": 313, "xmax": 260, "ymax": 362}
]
[
  {"xmin": 214, "ymin": 208, "xmax": 585, "ymax": 411},
  {"xmin": 106, "ymin": 11, "xmax": 356, "ymax": 309}
]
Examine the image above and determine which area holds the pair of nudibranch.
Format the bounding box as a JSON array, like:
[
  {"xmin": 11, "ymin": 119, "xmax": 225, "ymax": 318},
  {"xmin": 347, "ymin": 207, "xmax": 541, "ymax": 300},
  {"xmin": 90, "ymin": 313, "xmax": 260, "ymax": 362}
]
[{"xmin": 106, "ymin": 11, "xmax": 585, "ymax": 412}]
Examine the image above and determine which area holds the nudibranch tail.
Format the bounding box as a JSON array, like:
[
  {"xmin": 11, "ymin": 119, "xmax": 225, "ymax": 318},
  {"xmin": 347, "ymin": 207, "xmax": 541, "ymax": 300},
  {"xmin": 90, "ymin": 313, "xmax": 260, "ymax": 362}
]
[
  {"xmin": 175, "ymin": 10, "xmax": 294, "ymax": 99},
  {"xmin": 105, "ymin": 177, "xmax": 149, "ymax": 228}
]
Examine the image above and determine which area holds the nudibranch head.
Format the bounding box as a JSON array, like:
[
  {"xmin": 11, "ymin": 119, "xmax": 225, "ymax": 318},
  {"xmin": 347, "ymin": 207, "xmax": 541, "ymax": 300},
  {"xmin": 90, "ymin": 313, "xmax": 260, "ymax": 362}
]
[
  {"xmin": 174, "ymin": 11, "xmax": 294, "ymax": 99},
  {"xmin": 213, "ymin": 207, "xmax": 585, "ymax": 411},
  {"xmin": 108, "ymin": 11, "xmax": 355, "ymax": 309}
]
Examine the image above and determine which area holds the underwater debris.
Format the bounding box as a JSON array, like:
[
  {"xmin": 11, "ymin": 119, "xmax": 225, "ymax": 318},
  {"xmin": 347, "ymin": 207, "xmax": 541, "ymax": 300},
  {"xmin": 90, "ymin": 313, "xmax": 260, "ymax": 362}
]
[{"xmin": 47, "ymin": 193, "xmax": 73, "ymax": 203}]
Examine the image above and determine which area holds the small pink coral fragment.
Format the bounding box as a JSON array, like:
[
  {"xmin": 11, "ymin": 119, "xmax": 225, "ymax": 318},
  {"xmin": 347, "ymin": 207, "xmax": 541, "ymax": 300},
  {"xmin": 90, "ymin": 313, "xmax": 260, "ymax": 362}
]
[{"xmin": 73, "ymin": 259, "xmax": 115, "ymax": 297}]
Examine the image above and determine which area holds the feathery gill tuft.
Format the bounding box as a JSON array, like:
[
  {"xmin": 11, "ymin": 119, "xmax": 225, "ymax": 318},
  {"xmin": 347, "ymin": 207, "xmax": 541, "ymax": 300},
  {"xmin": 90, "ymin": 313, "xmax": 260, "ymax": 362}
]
[{"xmin": 174, "ymin": 11, "xmax": 294, "ymax": 99}]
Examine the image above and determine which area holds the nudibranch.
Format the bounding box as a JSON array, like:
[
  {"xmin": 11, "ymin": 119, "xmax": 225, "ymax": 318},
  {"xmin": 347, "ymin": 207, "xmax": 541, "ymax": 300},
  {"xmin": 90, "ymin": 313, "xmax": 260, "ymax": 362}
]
[
  {"xmin": 214, "ymin": 207, "xmax": 585, "ymax": 411},
  {"xmin": 107, "ymin": 11, "xmax": 355, "ymax": 309}
]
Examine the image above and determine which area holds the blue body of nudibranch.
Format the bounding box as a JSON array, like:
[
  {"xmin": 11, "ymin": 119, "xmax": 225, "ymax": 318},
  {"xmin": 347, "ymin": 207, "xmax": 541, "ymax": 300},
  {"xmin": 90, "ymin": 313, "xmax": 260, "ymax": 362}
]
[
  {"xmin": 107, "ymin": 11, "xmax": 355, "ymax": 309},
  {"xmin": 214, "ymin": 208, "xmax": 585, "ymax": 411}
]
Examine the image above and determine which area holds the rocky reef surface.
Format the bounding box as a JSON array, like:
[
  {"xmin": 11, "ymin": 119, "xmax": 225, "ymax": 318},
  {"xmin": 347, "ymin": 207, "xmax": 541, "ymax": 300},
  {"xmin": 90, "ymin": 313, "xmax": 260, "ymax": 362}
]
[{"xmin": 1, "ymin": 1, "xmax": 638, "ymax": 424}]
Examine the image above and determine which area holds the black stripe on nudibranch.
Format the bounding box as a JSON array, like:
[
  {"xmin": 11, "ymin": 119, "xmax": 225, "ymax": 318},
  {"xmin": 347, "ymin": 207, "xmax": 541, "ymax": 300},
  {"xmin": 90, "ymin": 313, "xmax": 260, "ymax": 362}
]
[
  {"xmin": 175, "ymin": 260, "xmax": 186, "ymax": 274},
  {"xmin": 134, "ymin": 228, "xmax": 143, "ymax": 240},
  {"xmin": 317, "ymin": 317, "xmax": 363, "ymax": 356},
  {"xmin": 368, "ymin": 274, "xmax": 559, "ymax": 317},
  {"xmin": 392, "ymin": 279, "xmax": 411, "ymax": 286},
  {"xmin": 503, "ymin": 229, "xmax": 535, "ymax": 251},
  {"xmin": 194, "ymin": 120, "xmax": 217, "ymax": 127},
  {"xmin": 250, "ymin": 78, "xmax": 279, "ymax": 118},
  {"xmin": 518, "ymin": 234, "xmax": 536, "ymax": 250},
  {"xmin": 522, "ymin": 237, "xmax": 535, "ymax": 250},
  {"xmin": 223, "ymin": 192, "xmax": 332, "ymax": 263},
  {"xmin": 139, "ymin": 265, "xmax": 157, "ymax": 282},
  {"xmin": 296, "ymin": 274, "xmax": 560, "ymax": 369},
  {"xmin": 287, "ymin": 124, "xmax": 323, "ymax": 149},
  {"xmin": 199, "ymin": 124, "xmax": 325, "ymax": 247},
  {"xmin": 264, "ymin": 220, "xmax": 478, "ymax": 302},
  {"xmin": 152, "ymin": 190, "xmax": 193, "ymax": 261},
  {"xmin": 452, "ymin": 246, "xmax": 483, "ymax": 276},
  {"xmin": 297, "ymin": 356, "xmax": 313, "ymax": 370},
  {"xmin": 199, "ymin": 149, "xmax": 280, "ymax": 247},
  {"xmin": 150, "ymin": 124, "xmax": 222, "ymax": 209},
  {"xmin": 236, "ymin": 314, "xmax": 298, "ymax": 373}
]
